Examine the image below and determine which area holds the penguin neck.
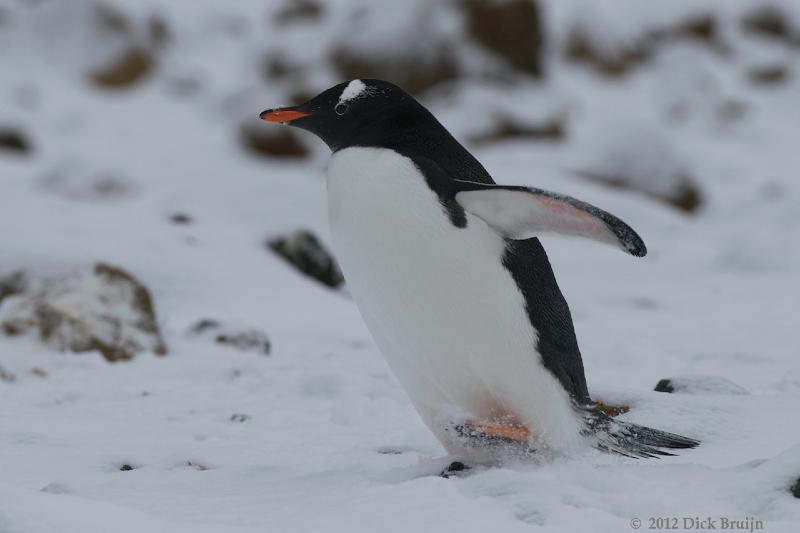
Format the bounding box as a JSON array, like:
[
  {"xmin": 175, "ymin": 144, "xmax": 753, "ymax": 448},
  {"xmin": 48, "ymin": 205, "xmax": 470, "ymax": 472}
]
[{"xmin": 336, "ymin": 105, "xmax": 495, "ymax": 185}]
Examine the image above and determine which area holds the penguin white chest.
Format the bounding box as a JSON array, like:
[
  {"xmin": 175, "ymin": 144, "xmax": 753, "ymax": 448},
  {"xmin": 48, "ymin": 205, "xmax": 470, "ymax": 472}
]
[{"xmin": 326, "ymin": 147, "xmax": 578, "ymax": 450}]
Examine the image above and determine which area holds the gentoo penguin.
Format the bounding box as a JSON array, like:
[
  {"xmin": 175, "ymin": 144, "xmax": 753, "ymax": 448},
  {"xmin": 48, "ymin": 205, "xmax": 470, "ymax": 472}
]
[{"xmin": 261, "ymin": 79, "xmax": 698, "ymax": 463}]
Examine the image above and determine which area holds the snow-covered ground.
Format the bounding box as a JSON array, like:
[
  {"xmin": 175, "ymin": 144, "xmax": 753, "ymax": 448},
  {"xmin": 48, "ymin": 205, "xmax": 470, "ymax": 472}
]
[{"xmin": 1, "ymin": 1, "xmax": 799, "ymax": 531}]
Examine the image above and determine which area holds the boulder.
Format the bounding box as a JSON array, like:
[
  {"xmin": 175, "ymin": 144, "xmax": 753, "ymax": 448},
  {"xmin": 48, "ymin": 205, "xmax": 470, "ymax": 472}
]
[{"xmin": 1, "ymin": 263, "xmax": 167, "ymax": 362}]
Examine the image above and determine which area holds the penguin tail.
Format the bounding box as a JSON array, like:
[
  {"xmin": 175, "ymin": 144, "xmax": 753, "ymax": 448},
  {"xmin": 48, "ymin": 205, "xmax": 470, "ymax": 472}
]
[{"xmin": 579, "ymin": 407, "xmax": 700, "ymax": 458}]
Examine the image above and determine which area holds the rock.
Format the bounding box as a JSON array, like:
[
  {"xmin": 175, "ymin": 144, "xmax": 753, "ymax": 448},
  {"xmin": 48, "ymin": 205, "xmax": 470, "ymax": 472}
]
[
  {"xmin": 119, "ymin": 464, "xmax": 135, "ymax": 471},
  {"xmin": 741, "ymin": 6, "xmax": 793, "ymax": 41},
  {"xmin": 169, "ymin": 212, "xmax": 193, "ymax": 225},
  {"xmin": 189, "ymin": 319, "xmax": 271, "ymax": 355},
  {"xmin": 0, "ymin": 364, "xmax": 16, "ymax": 383},
  {"xmin": 267, "ymin": 230, "xmax": 344, "ymax": 289},
  {"xmin": 230, "ymin": 413, "xmax": 251, "ymax": 422},
  {"xmin": 461, "ymin": 0, "xmax": 544, "ymax": 77},
  {"xmin": 275, "ymin": 0, "xmax": 323, "ymax": 24},
  {"xmin": 328, "ymin": 0, "xmax": 462, "ymax": 96},
  {"xmin": 90, "ymin": 46, "xmax": 155, "ymax": 89},
  {"xmin": 792, "ymin": 478, "xmax": 800, "ymax": 498},
  {"xmin": 468, "ymin": 116, "xmax": 565, "ymax": 146},
  {"xmin": 577, "ymin": 124, "xmax": 703, "ymax": 213},
  {"xmin": 0, "ymin": 271, "xmax": 27, "ymax": 305},
  {"xmin": 654, "ymin": 375, "xmax": 749, "ymax": 395},
  {"xmin": 747, "ymin": 65, "xmax": 790, "ymax": 85},
  {"xmin": 0, "ymin": 128, "xmax": 31, "ymax": 154},
  {"xmin": 86, "ymin": 3, "xmax": 158, "ymax": 89},
  {"xmin": 240, "ymin": 122, "xmax": 309, "ymax": 159},
  {"xmin": 1, "ymin": 263, "xmax": 167, "ymax": 362},
  {"xmin": 565, "ymin": 13, "xmax": 720, "ymax": 78}
]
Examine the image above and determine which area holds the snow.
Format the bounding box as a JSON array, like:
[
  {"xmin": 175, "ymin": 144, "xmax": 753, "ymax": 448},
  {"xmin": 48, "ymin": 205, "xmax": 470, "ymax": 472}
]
[
  {"xmin": 338, "ymin": 79, "xmax": 367, "ymax": 104},
  {"xmin": 2, "ymin": 0, "xmax": 800, "ymax": 532}
]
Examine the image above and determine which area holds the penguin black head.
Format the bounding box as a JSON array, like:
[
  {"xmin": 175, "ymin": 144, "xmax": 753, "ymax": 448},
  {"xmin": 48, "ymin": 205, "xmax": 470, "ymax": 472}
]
[{"xmin": 260, "ymin": 79, "xmax": 426, "ymax": 152}]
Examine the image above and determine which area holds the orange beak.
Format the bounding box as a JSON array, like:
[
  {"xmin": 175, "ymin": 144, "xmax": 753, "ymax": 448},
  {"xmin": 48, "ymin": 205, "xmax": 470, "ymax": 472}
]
[{"xmin": 259, "ymin": 108, "xmax": 310, "ymax": 123}]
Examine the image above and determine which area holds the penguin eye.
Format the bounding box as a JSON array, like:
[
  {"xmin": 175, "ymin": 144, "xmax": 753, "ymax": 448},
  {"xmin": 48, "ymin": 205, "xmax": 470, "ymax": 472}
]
[{"xmin": 334, "ymin": 103, "xmax": 348, "ymax": 116}]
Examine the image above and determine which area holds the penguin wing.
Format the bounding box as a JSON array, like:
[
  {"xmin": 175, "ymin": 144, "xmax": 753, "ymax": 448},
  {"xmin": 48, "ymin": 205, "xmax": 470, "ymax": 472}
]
[{"xmin": 453, "ymin": 181, "xmax": 647, "ymax": 257}]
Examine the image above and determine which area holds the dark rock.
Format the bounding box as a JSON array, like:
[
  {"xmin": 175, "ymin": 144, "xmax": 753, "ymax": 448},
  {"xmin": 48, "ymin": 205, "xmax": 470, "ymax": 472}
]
[
  {"xmin": 240, "ymin": 122, "xmax": 309, "ymax": 159},
  {"xmin": 748, "ymin": 65, "xmax": 789, "ymax": 85},
  {"xmin": 0, "ymin": 128, "xmax": 31, "ymax": 154},
  {"xmin": 0, "ymin": 271, "xmax": 26, "ymax": 305},
  {"xmin": 1, "ymin": 263, "xmax": 167, "ymax": 362},
  {"xmin": 791, "ymin": 478, "xmax": 800, "ymax": 498},
  {"xmin": 169, "ymin": 212, "xmax": 193, "ymax": 225},
  {"xmin": 90, "ymin": 46, "xmax": 155, "ymax": 89},
  {"xmin": 565, "ymin": 28, "xmax": 649, "ymax": 78},
  {"xmin": 187, "ymin": 461, "xmax": 209, "ymax": 471},
  {"xmin": 654, "ymin": 375, "xmax": 748, "ymax": 395},
  {"xmin": 469, "ymin": 116, "xmax": 565, "ymax": 146},
  {"xmin": 669, "ymin": 14, "xmax": 717, "ymax": 41},
  {"xmin": 441, "ymin": 461, "xmax": 470, "ymax": 478},
  {"xmin": 565, "ymin": 13, "xmax": 721, "ymax": 78},
  {"xmin": 654, "ymin": 379, "xmax": 675, "ymax": 393},
  {"xmin": 741, "ymin": 6, "xmax": 792, "ymax": 40},
  {"xmin": 267, "ymin": 230, "xmax": 344, "ymax": 289},
  {"xmin": 461, "ymin": 0, "xmax": 544, "ymax": 77},
  {"xmin": 262, "ymin": 53, "xmax": 304, "ymax": 80},
  {"xmin": 188, "ymin": 319, "xmax": 271, "ymax": 355},
  {"xmin": 215, "ymin": 331, "xmax": 271, "ymax": 355},
  {"xmin": 119, "ymin": 464, "xmax": 134, "ymax": 471},
  {"xmin": 230, "ymin": 413, "xmax": 251, "ymax": 422},
  {"xmin": 275, "ymin": 0, "xmax": 323, "ymax": 23},
  {"xmin": 86, "ymin": 4, "xmax": 159, "ymax": 90},
  {"xmin": 578, "ymin": 170, "xmax": 703, "ymax": 214}
]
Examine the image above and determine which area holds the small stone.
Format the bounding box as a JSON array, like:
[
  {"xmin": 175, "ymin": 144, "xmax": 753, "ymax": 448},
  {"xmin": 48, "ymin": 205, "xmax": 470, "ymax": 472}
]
[
  {"xmin": 119, "ymin": 464, "xmax": 134, "ymax": 471},
  {"xmin": 188, "ymin": 319, "xmax": 271, "ymax": 355},
  {"xmin": 654, "ymin": 375, "xmax": 748, "ymax": 395},
  {"xmin": 230, "ymin": 413, "xmax": 251, "ymax": 422},
  {"xmin": 654, "ymin": 379, "xmax": 675, "ymax": 393},
  {"xmin": 169, "ymin": 212, "xmax": 193, "ymax": 225},
  {"xmin": 441, "ymin": 461, "xmax": 470, "ymax": 478}
]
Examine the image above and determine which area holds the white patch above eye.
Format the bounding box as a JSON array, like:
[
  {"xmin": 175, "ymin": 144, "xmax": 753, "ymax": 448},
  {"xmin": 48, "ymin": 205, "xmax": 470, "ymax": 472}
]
[{"xmin": 338, "ymin": 79, "xmax": 368, "ymax": 105}]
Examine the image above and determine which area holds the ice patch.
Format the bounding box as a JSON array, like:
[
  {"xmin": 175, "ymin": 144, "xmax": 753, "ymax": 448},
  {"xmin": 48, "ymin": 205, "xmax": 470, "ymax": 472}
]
[{"xmin": 338, "ymin": 80, "xmax": 368, "ymax": 104}]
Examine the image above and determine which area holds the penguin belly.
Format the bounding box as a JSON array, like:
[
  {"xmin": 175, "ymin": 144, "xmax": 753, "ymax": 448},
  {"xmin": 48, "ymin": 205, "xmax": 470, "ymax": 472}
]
[{"xmin": 327, "ymin": 147, "xmax": 581, "ymax": 459}]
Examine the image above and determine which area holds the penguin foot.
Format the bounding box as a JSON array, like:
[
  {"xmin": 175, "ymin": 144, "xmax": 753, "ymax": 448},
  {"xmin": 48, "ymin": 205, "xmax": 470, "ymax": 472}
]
[
  {"xmin": 456, "ymin": 421, "xmax": 530, "ymax": 442},
  {"xmin": 440, "ymin": 460, "xmax": 471, "ymax": 478}
]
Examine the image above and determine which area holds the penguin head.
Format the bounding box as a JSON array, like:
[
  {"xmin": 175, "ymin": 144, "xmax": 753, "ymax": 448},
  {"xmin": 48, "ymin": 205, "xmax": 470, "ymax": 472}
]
[{"xmin": 260, "ymin": 79, "xmax": 423, "ymax": 151}]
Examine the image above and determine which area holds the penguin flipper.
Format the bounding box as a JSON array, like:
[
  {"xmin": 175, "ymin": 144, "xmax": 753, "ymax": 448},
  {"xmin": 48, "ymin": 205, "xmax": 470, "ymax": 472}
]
[{"xmin": 453, "ymin": 181, "xmax": 647, "ymax": 257}]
